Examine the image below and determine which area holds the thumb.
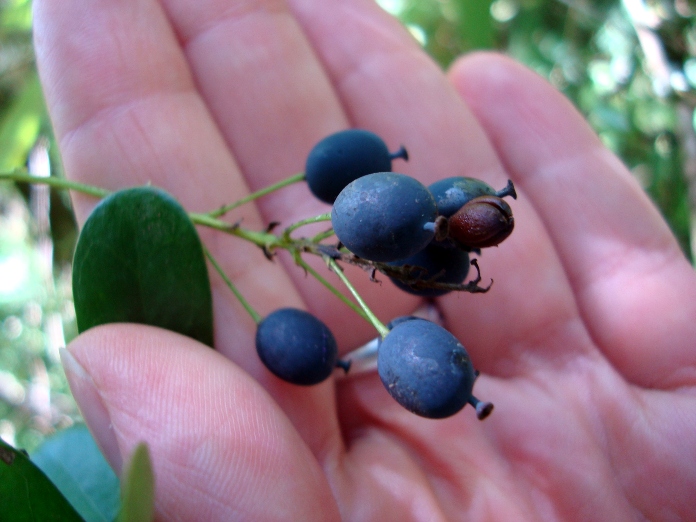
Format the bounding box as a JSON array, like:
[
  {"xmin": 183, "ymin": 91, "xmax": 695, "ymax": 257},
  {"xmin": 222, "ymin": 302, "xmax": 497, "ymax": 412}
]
[{"xmin": 62, "ymin": 324, "xmax": 340, "ymax": 521}]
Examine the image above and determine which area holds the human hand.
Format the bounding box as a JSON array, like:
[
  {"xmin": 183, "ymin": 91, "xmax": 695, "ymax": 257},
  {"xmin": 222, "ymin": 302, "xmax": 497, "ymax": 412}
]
[{"xmin": 33, "ymin": 0, "xmax": 696, "ymax": 520}]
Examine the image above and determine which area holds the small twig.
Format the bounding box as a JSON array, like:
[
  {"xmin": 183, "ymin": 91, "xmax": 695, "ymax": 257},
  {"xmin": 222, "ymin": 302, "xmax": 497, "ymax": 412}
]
[
  {"xmin": 294, "ymin": 255, "xmax": 371, "ymax": 323},
  {"xmin": 207, "ymin": 172, "xmax": 306, "ymax": 218},
  {"xmin": 325, "ymin": 257, "xmax": 389, "ymax": 338},
  {"xmin": 0, "ymin": 168, "xmax": 111, "ymax": 198},
  {"xmin": 204, "ymin": 247, "xmax": 262, "ymax": 324},
  {"xmin": 282, "ymin": 212, "xmax": 332, "ymax": 238}
]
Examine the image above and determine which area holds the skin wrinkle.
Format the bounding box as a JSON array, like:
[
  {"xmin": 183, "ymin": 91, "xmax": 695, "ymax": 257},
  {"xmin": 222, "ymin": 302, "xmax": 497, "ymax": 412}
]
[
  {"xmin": 594, "ymin": 385, "xmax": 655, "ymax": 520},
  {"xmin": 173, "ymin": 7, "xmax": 341, "ymax": 164},
  {"xmin": 412, "ymin": 376, "xmax": 537, "ymax": 519},
  {"xmin": 556, "ymin": 361, "xmax": 637, "ymax": 516},
  {"xmin": 535, "ymin": 357, "xmax": 670, "ymax": 521},
  {"xmin": 163, "ymin": 460, "xmax": 248, "ymax": 521},
  {"xmin": 461, "ymin": 300, "xmax": 589, "ymax": 380},
  {"xmin": 90, "ymin": 326, "xmax": 337, "ymax": 521},
  {"xmin": 385, "ymin": 378, "xmax": 555, "ymax": 520},
  {"xmin": 604, "ymin": 389, "xmax": 696, "ymax": 520},
  {"xmin": 392, "ymin": 425, "xmax": 496, "ymax": 517},
  {"xmin": 468, "ymin": 376, "xmax": 560, "ymax": 520},
  {"xmin": 161, "ymin": 0, "xmax": 289, "ymax": 47},
  {"xmin": 112, "ymin": 100, "xmax": 170, "ymax": 185},
  {"xmin": 579, "ymin": 256, "xmax": 696, "ymax": 390},
  {"xmin": 339, "ymin": 429, "xmax": 448, "ymax": 521},
  {"xmin": 40, "ymin": 5, "xmax": 194, "ymax": 141},
  {"xmin": 60, "ymin": 91, "xmax": 241, "ymax": 219},
  {"xmin": 290, "ymin": 0, "xmax": 417, "ymax": 87},
  {"xmin": 525, "ymin": 146, "xmax": 677, "ymax": 275},
  {"xmin": 162, "ymin": 476, "xmax": 241, "ymax": 521},
  {"xmin": 170, "ymin": 6, "xmax": 349, "ymax": 270},
  {"xmin": 393, "ymin": 419, "xmax": 533, "ymax": 520},
  {"xmin": 195, "ymin": 410, "xmax": 276, "ymax": 515},
  {"xmin": 339, "ymin": 385, "xmax": 502, "ymax": 519},
  {"xmin": 342, "ymin": 54, "xmax": 485, "ymax": 182}
]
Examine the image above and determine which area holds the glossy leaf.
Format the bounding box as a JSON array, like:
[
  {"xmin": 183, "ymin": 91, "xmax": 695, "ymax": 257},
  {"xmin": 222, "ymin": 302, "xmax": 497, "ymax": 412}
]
[
  {"xmin": 31, "ymin": 424, "xmax": 120, "ymax": 522},
  {"xmin": 72, "ymin": 186, "xmax": 214, "ymax": 347},
  {"xmin": 117, "ymin": 443, "xmax": 155, "ymax": 522},
  {"xmin": 0, "ymin": 437, "xmax": 84, "ymax": 521}
]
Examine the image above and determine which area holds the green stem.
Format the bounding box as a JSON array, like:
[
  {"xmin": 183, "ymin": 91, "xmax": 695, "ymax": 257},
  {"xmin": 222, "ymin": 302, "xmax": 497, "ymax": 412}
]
[
  {"xmin": 189, "ymin": 212, "xmax": 281, "ymax": 250},
  {"xmin": 325, "ymin": 257, "xmax": 388, "ymax": 338},
  {"xmin": 0, "ymin": 169, "xmax": 111, "ymax": 198},
  {"xmin": 203, "ymin": 247, "xmax": 262, "ymax": 324},
  {"xmin": 311, "ymin": 228, "xmax": 335, "ymax": 243},
  {"xmin": 3, "ymin": 168, "xmax": 385, "ymax": 331},
  {"xmin": 283, "ymin": 212, "xmax": 332, "ymax": 238},
  {"xmin": 189, "ymin": 212, "xmax": 240, "ymax": 232},
  {"xmin": 208, "ymin": 172, "xmax": 306, "ymax": 218},
  {"xmin": 294, "ymin": 255, "xmax": 370, "ymax": 323}
]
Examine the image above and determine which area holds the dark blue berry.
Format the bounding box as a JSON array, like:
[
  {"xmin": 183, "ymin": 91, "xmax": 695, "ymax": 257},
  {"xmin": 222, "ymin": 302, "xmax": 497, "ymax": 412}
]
[
  {"xmin": 331, "ymin": 172, "xmax": 437, "ymax": 262},
  {"xmin": 305, "ymin": 129, "xmax": 408, "ymax": 204},
  {"xmin": 256, "ymin": 308, "xmax": 338, "ymax": 385},
  {"xmin": 378, "ymin": 318, "xmax": 492, "ymax": 419},
  {"xmin": 429, "ymin": 177, "xmax": 516, "ymax": 218},
  {"xmin": 386, "ymin": 315, "xmax": 420, "ymax": 330},
  {"xmin": 388, "ymin": 243, "xmax": 470, "ymax": 297}
]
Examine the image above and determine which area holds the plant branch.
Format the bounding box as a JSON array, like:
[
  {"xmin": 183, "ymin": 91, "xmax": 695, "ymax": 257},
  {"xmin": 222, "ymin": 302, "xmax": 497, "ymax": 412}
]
[
  {"xmin": 207, "ymin": 172, "xmax": 306, "ymax": 218},
  {"xmin": 293, "ymin": 255, "xmax": 371, "ymax": 323},
  {"xmin": 204, "ymin": 247, "xmax": 262, "ymax": 324},
  {"xmin": 0, "ymin": 168, "xmax": 111, "ymax": 198},
  {"xmin": 282, "ymin": 212, "xmax": 332, "ymax": 239},
  {"xmin": 325, "ymin": 257, "xmax": 389, "ymax": 338}
]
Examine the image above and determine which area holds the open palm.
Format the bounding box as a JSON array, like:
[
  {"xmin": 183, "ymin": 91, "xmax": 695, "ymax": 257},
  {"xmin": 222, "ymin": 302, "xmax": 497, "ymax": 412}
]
[{"xmin": 34, "ymin": 0, "xmax": 696, "ymax": 520}]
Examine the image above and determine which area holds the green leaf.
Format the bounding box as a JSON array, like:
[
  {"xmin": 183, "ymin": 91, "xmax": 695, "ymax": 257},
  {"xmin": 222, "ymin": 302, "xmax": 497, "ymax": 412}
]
[
  {"xmin": 0, "ymin": 73, "xmax": 46, "ymax": 171},
  {"xmin": 117, "ymin": 443, "xmax": 154, "ymax": 522},
  {"xmin": 31, "ymin": 425, "xmax": 120, "ymax": 522},
  {"xmin": 0, "ymin": 436, "xmax": 84, "ymax": 521},
  {"xmin": 72, "ymin": 186, "xmax": 214, "ymax": 347}
]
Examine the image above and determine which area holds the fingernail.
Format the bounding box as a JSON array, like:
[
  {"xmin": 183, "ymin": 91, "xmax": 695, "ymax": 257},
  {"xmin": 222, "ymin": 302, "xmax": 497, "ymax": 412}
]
[{"xmin": 60, "ymin": 347, "xmax": 123, "ymax": 473}]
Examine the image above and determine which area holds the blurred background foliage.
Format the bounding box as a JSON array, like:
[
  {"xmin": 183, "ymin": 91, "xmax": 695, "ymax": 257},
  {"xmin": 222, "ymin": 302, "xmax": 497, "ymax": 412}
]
[{"xmin": 0, "ymin": 0, "xmax": 695, "ymax": 452}]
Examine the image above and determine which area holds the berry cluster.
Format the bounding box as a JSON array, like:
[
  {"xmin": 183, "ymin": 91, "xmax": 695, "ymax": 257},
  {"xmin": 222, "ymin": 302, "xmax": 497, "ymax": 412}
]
[{"xmin": 255, "ymin": 129, "xmax": 517, "ymax": 420}]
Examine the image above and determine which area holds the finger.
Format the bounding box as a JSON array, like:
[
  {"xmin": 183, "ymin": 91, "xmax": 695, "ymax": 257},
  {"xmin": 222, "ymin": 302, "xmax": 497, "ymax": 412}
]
[
  {"xmin": 287, "ymin": 0, "xmax": 583, "ymax": 374},
  {"xmin": 33, "ymin": 0, "xmax": 235, "ymax": 216},
  {"xmin": 62, "ymin": 324, "xmax": 341, "ymax": 521},
  {"xmin": 449, "ymin": 52, "xmax": 696, "ymax": 388},
  {"xmin": 32, "ymin": 0, "xmax": 346, "ymax": 438},
  {"xmin": 289, "ymin": 0, "xmax": 506, "ymax": 187},
  {"xmin": 153, "ymin": 0, "xmax": 421, "ymax": 347}
]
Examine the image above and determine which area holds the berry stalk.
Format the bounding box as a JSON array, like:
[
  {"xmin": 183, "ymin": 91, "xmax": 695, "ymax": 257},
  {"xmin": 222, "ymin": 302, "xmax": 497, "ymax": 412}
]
[
  {"xmin": 207, "ymin": 172, "xmax": 306, "ymax": 218},
  {"xmin": 204, "ymin": 247, "xmax": 262, "ymax": 324},
  {"xmin": 325, "ymin": 257, "xmax": 389, "ymax": 338},
  {"xmin": 293, "ymin": 254, "xmax": 371, "ymax": 324},
  {"xmin": 0, "ymin": 168, "xmax": 111, "ymax": 198}
]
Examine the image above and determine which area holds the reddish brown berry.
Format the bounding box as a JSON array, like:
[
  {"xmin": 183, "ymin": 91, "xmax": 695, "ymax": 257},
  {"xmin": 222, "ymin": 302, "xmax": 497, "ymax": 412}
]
[{"xmin": 448, "ymin": 195, "xmax": 514, "ymax": 248}]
